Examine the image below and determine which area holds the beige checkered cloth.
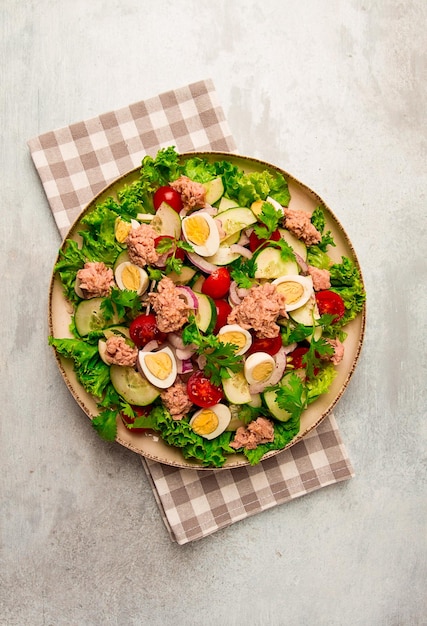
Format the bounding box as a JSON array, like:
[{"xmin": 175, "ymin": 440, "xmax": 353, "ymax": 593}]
[{"xmin": 29, "ymin": 79, "xmax": 354, "ymax": 544}]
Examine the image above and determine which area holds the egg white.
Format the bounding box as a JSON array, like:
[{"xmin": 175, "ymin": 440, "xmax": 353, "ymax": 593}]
[
  {"xmin": 244, "ymin": 352, "xmax": 276, "ymax": 386},
  {"xmin": 189, "ymin": 403, "xmax": 231, "ymax": 440},
  {"xmin": 138, "ymin": 346, "xmax": 177, "ymax": 389},
  {"xmin": 272, "ymin": 275, "xmax": 313, "ymax": 312},
  {"xmin": 182, "ymin": 211, "xmax": 220, "ymax": 257},
  {"xmin": 217, "ymin": 324, "xmax": 252, "ymax": 355}
]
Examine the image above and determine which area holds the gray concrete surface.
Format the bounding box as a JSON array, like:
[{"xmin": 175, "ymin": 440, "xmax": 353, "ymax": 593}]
[{"xmin": 1, "ymin": 1, "xmax": 426, "ymax": 624}]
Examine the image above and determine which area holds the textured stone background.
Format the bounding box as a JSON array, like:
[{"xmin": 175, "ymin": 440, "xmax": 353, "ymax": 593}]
[{"xmin": 1, "ymin": 1, "xmax": 426, "ymax": 624}]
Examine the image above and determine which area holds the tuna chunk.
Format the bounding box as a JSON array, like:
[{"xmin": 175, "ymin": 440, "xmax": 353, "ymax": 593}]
[
  {"xmin": 104, "ymin": 335, "xmax": 138, "ymax": 367},
  {"xmin": 160, "ymin": 379, "xmax": 193, "ymax": 420},
  {"xmin": 327, "ymin": 338, "xmax": 345, "ymax": 365},
  {"xmin": 308, "ymin": 266, "xmax": 331, "ymax": 291},
  {"xmin": 170, "ymin": 175, "xmax": 206, "ymax": 212},
  {"xmin": 230, "ymin": 417, "xmax": 275, "ymax": 450},
  {"xmin": 149, "ymin": 277, "xmax": 192, "ymax": 333},
  {"xmin": 76, "ymin": 261, "xmax": 114, "ymax": 298},
  {"xmin": 227, "ymin": 283, "xmax": 287, "ymax": 338},
  {"xmin": 126, "ymin": 223, "xmax": 160, "ymax": 268},
  {"xmin": 283, "ymin": 207, "xmax": 321, "ymax": 246}
]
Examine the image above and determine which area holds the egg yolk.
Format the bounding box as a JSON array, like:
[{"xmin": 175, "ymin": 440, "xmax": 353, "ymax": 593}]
[
  {"xmin": 252, "ymin": 361, "xmax": 274, "ymax": 382},
  {"xmin": 144, "ymin": 352, "xmax": 172, "ymax": 380},
  {"xmin": 218, "ymin": 331, "xmax": 246, "ymax": 352},
  {"xmin": 191, "ymin": 409, "xmax": 219, "ymax": 436},
  {"xmin": 276, "ymin": 281, "xmax": 304, "ymax": 305},
  {"xmin": 185, "ymin": 215, "xmax": 210, "ymax": 245},
  {"xmin": 115, "ymin": 218, "xmax": 132, "ymax": 243},
  {"xmin": 121, "ymin": 265, "xmax": 142, "ymax": 291}
]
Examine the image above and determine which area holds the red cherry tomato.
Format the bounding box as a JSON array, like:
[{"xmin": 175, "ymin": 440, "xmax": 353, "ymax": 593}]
[
  {"xmin": 154, "ymin": 235, "xmax": 185, "ymax": 262},
  {"xmin": 315, "ymin": 290, "xmax": 345, "ymax": 323},
  {"xmin": 121, "ymin": 406, "xmax": 153, "ymax": 434},
  {"xmin": 213, "ymin": 299, "xmax": 232, "ymax": 334},
  {"xmin": 247, "ymin": 334, "xmax": 283, "ymax": 356},
  {"xmin": 201, "ymin": 267, "xmax": 231, "ymax": 299},
  {"xmin": 248, "ymin": 229, "xmax": 281, "ymax": 252},
  {"xmin": 153, "ymin": 186, "xmax": 183, "ymax": 213},
  {"xmin": 129, "ymin": 313, "xmax": 166, "ymax": 348},
  {"xmin": 187, "ymin": 370, "xmax": 223, "ymax": 408}
]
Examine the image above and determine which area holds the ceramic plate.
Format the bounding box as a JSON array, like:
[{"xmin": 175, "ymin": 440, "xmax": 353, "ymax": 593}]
[{"xmin": 49, "ymin": 152, "xmax": 366, "ymax": 469}]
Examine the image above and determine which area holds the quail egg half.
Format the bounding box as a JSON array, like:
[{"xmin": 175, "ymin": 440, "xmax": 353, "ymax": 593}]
[
  {"xmin": 217, "ymin": 324, "xmax": 252, "ymax": 355},
  {"xmin": 182, "ymin": 211, "xmax": 220, "ymax": 257},
  {"xmin": 115, "ymin": 262, "xmax": 149, "ymax": 295},
  {"xmin": 138, "ymin": 346, "xmax": 177, "ymax": 389},
  {"xmin": 272, "ymin": 275, "xmax": 313, "ymax": 312},
  {"xmin": 189, "ymin": 403, "xmax": 232, "ymax": 440}
]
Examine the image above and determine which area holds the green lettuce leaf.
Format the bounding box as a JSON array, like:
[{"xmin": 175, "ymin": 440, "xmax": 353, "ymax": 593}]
[
  {"xmin": 48, "ymin": 336, "xmax": 111, "ymax": 399},
  {"xmin": 329, "ymin": 256, "xmax": 366, "ymax": 325}
]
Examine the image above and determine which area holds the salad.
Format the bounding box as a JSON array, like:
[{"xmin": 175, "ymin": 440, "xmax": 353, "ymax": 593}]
[{"xmin": 49, "ymin": 147, "xmax": 365, "ymax": 467}]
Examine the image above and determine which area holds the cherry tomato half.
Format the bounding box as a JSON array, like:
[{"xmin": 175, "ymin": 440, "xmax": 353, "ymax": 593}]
[
  {"xmin": 247, "ymin": 333, "xmax": 283, "ymax": 356},
  {"xmin": 187, "ymin": 370, "xmax": 223, "ymax": 408},
  {"xmin": 153, "ymin": 186, "xmax": 183, "ymax": 213},
  {"xmin": 201, "ymin": 267, "xmax": 231, "ymax": 299},
  {"xmin": 248, "ymin": 229, "xmax": 281, "ymax": 252},
  {"xmin": 288, "ymin": 346, "xmax": 309, "ymax": 370},
  {"xmin": 129, "ymin": 313, "xmax": 166, "ymax": 348},
  {"xmin": 213, "ymin": 299, "xmax": 232, "ymax": 334},
  {"xmin": 121, "ymin": 406, "xmax": 153, "ymax": 434},
  {"xmin": 315, "ymin": 290, "xmax": 345, "ymax": 323}
]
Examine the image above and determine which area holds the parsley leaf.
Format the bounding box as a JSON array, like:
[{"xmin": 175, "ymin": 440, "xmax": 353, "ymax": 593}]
[
  {"xmin": 182, "ymin": 316, "xmax": 243, "ymax": 386},
  {"xmin": 310, "ymin": 205, "xmax": 335, "ymax": 252},
  {"xmin": 229, "ymin": 256, "xmax": 257, "ymax": 289},
  {"xmin": 274, "ymin": 373, "xmax": 308, "ymax": 420},
  {"xmin": 252, "ymin": 201, "xmax": 282, "ymax": 240},
  {"xmin": 269, "ymin": 238, "xmax": 296, "ymax": 262},
  {"xmin": 101, "ymin": 288, "xmax": 142, "ymax": 321}
]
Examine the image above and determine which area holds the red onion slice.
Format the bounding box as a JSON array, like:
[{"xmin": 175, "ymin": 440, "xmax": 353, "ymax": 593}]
[
  {"xmin": 175, "ymin": 346, "xmax": 197, "ymax": 360},
  {"xmin": 230, "ymin": 244, "xmax": 253, "ymax": 259},
  {"xmin": 176, "ymin": 286, "xmax": 199, "ymax": 309},
  {"xmin": 177, "ymin": 358, "xmax": 193, "ymax": 374},
  {"xmin": 140, "ymin": 340, "xmax": 160, "ymax": 352},
  {"xmin": 229, "ymin": 281, "xmax": 243, "ymax": 306},
  {"xmin": 186, "ymin": 251, "xmax": 217, "ymax": 274}
]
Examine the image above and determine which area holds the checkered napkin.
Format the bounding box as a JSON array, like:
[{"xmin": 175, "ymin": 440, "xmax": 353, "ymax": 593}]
[{"xmin": 29, "ymin": 79, "xmax": 354, "ymax": 544}]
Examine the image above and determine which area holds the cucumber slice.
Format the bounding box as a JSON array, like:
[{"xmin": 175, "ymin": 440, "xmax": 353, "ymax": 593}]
[
  {"xmin": 222, "ymin": 371, "xmax": 252, "ymax": 404},
  {"xmin": 153, "ymin": 201, "xmax": 182, "ymax": 238},
  {"xmin": 216, "ymin": 207, "xmax": 257, "ymax": 240},
  {"xmin": 203, "ymin": 177, "xmax": 224, "ymax": 205},
  {"xmin": 190, "ymin": 274, "xmax": 205, "ymax": 292},
  {"xmin": 289, "ymin": 297, "xmax": 321, "ymax": 326},
  {"xmin": 167, "ymin": 265, "xmax": 197, "ymax": 285},
  {"xmin": 110, "ymin": 365, "xmax": 160, "ymax": 406},
  {"xmin": 74, "ymin": 298, "xmax": 123, "ymax": 336},
  {"xmin": 205, "ymin": 245, "xmax": 240, "ymax": 266},
  {"xmin": 220, "ymin": 230, "xmax": 240, "ymax": 246},
  {"xmin": 194, "ymin": 292, "xmax": 217, "ymax": 333},
  {"xmin": 262, "ymin": 387, "xmax": 292, "ymax": 422},
  {"xmin": 254, "ymin": 247, "xmax": 299, "ymax": 279},
  {"xmin": 217, "ymin": 197, "xmax": 239, "ymax": 213},
  {"xmin": 278, "ymin": 228, "xmax": 307, "ymax": 260},
  {"xmin": 113, "ymin": 249, "xmax": 130, "ymax": 270}
]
